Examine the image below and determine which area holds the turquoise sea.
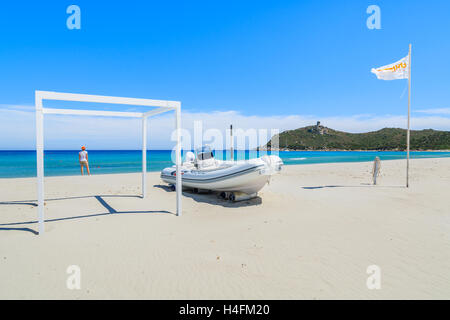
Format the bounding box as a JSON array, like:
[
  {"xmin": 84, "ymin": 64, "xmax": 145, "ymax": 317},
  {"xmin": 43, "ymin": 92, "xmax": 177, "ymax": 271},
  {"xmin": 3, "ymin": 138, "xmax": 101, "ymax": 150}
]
[{"xmin": 1, "ymin": 150, "xmax": 450, "ymax": 178}]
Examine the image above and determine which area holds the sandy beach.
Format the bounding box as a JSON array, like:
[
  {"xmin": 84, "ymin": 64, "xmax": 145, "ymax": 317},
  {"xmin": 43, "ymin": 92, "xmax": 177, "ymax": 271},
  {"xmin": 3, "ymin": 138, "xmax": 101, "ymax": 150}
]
[{"xmin": 1, "ymin": 158, "xmax": 449, "ymax": 299}]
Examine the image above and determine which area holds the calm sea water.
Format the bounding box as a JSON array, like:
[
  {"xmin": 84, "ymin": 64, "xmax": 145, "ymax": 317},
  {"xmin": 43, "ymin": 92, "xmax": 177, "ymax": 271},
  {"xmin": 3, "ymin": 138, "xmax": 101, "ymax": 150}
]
[{"xmin": 1, "ymin": 150, "xmax": 449, "ymax": 178}]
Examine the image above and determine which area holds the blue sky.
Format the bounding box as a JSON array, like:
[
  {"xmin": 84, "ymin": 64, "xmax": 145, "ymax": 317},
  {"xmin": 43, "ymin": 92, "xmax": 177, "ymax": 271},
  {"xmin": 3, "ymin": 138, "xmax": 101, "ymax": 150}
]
[{"xmin": 1, "ymin": 0, "xmax": 449, "ymax": 149}]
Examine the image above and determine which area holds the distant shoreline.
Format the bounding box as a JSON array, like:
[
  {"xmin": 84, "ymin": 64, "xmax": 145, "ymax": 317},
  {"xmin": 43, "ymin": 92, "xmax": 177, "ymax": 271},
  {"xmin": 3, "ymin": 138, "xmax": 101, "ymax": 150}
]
[
  {"xmin": 1, "ymin": 149, "xmax": 450, "ymax": 152},
  {"xmin": 264, "ymin": 126, "xmax": 450, "ymax": 151},
  {"xmin": 258, "ymin": 148, "xmax": 450, "ymax": 152}
]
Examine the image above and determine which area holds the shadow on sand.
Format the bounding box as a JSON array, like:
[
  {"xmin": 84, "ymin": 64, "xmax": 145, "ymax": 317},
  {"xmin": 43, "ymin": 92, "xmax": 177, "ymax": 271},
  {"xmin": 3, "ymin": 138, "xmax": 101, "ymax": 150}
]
[
  {"xmin": 154, "ymin": 184, "xmax": 262, "ymax": 208},
  {"xmin": 0, "ymin": 227, "xmax": 39, "ymax": 235},
  {"xmin": 301, "ymin": 184, "xmax": 406, "ymax": 190},
  {"xmin": 0, "ymin": 194, "xmax": 172, "ymax": 235}
]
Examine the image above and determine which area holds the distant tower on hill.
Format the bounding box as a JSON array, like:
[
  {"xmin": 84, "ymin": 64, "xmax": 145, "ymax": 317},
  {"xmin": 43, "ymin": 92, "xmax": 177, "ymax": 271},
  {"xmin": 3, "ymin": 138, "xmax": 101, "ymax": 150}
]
[{"xmin": 309, "ymin": 121, "xmax": 328, "ymax": 135}]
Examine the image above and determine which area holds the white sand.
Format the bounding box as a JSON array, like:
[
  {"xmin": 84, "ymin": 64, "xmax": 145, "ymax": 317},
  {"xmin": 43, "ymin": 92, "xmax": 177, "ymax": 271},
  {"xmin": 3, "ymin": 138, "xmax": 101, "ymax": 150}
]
[{"xmin": 0, "ymin": 158, "xmax": 449, "ymax": 299}]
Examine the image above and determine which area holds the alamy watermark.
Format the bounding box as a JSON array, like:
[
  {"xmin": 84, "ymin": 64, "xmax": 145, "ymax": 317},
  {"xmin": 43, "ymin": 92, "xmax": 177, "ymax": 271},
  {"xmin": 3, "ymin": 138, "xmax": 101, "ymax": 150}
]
[
  {"xmin": 366, "ymin": 265, "xmax": 381, "ymax": 289},
  {"xmin": 366, "ymin": 5, "xmax": 381, "ymax": 30},
  {"xmin": 66, "ymin": 265, "xmax": 81, "ymax": 290},
  {"xmin": 66, "ymin": 5, "xmax": 81, "ymax": 30},
  {"xmin": 169, "ymin": 120, "xmax": 280, "ymax": 163}
]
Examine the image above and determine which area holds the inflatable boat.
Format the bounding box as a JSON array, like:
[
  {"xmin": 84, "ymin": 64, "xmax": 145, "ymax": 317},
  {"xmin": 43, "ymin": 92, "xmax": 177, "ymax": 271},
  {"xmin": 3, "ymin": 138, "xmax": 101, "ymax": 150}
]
[{"xmin": 160, "ymin": 146, "xmax": 283, "ymax": 201}]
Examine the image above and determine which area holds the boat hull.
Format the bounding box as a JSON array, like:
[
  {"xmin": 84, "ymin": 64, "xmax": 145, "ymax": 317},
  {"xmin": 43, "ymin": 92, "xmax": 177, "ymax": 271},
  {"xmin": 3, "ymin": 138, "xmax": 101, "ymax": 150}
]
[{"xmin": 161, "ymin": 156, "xmax": 283, "ymax": 195}]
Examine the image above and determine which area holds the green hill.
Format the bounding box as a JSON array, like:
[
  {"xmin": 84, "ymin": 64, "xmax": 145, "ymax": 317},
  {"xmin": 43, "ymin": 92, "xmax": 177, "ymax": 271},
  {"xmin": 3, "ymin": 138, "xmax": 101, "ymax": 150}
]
[{"xmin": 263, "ymin": 124, "xmax": 450, "ymax": 151}]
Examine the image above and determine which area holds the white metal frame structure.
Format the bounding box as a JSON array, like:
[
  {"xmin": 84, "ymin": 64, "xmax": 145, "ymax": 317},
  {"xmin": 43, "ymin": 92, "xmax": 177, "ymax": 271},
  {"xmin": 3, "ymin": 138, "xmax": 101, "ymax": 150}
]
[{"xmin": 35, "ymin": 90, "xmax": 182, "ymax": 235}]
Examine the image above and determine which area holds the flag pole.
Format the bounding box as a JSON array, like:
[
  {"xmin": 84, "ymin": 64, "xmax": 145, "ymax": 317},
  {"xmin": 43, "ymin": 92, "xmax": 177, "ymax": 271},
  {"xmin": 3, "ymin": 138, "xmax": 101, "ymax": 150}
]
[{"xmin": 406, "ymin": 43, "xmax": 412, "ymax": 188}]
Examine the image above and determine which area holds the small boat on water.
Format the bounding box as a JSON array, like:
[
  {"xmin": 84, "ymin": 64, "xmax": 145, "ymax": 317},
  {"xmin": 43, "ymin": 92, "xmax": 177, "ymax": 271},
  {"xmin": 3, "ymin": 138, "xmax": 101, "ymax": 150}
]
[{"xmin": 160, "ymin": 146, "xmax": 283, "ymax": 201}]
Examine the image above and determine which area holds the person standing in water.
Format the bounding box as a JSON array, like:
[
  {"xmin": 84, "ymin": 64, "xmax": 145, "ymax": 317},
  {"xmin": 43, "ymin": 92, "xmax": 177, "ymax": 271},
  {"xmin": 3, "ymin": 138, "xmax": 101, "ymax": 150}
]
[{"xmin": 79, "ymin": 146, "xmax": 90, "ymax": 175}]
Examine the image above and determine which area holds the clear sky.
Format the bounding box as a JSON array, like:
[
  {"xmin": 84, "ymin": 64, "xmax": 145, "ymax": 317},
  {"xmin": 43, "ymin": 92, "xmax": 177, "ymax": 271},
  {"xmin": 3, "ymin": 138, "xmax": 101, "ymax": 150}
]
[{"xmin": 0, "ymin": 0, "xmax": 449, "ymax": 149}]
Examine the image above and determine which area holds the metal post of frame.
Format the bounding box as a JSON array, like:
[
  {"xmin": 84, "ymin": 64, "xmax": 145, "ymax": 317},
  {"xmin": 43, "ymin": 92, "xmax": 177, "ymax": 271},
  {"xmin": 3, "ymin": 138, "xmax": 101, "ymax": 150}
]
[
  {"xmin": 35, "ymin": 93, "xmax": 45, "ymax": 235},
  {"xmin": 230, "ymin": 124, "xmax": 234, "ymax": 160},
  {"xmin": 406, "ymin": 44, "xmax": 412, "ymax": 188},
  {"xmin": 175, "ymin": 104, "xmax": 182, "ymax": 216},
  {"xmin": 142, "ymin": 116, "xmax": 147, "ymax": 198}
]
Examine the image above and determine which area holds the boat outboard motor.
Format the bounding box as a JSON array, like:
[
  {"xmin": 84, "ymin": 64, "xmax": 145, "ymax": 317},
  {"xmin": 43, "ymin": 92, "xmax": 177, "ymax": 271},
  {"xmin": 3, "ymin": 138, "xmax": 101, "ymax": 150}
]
[
  {"xmin": 185, "ymin": 151, "xmax": 195, "ymax": 163},
  {"xmin": 261, "ymin": 155, "xmax": 283, "ymax": 174}
]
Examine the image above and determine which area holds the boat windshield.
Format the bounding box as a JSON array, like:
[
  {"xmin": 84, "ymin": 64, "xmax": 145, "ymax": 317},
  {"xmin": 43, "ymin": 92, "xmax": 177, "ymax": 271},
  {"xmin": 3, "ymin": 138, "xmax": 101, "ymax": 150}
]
[{"xmin": 196, "ymin": 146, "xmax": 214, "ymax": 161}]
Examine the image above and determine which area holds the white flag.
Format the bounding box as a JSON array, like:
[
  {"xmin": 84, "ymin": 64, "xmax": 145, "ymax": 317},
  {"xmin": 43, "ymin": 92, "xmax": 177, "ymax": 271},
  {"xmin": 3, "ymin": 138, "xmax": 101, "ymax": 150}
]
[{"xmin": 371, "ymin": 55, "xmax": 409, "ymax": 80}]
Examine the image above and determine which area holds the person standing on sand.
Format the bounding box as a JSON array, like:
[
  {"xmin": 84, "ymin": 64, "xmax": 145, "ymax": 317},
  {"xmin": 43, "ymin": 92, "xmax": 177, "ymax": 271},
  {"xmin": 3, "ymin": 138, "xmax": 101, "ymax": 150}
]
[{"xmin": 79, "ymin": 146, "xmax": 90, "ymax": 175}]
